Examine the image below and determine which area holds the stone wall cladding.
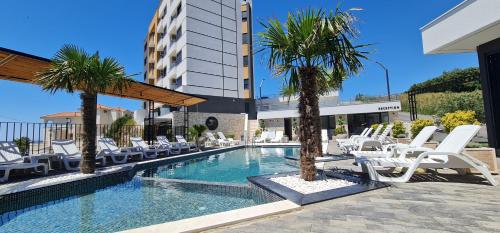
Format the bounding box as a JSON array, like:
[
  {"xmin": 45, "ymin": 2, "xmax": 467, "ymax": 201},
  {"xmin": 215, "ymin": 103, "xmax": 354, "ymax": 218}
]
[{"xmin": 172, "ymin": 112, "xmax": 246, "ymax": 140}]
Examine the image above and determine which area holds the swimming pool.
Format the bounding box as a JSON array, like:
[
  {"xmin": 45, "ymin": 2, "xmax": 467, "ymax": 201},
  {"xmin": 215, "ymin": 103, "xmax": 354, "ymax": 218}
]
[
  {"xmin": 0, "ymin": 147, "xmax": 298, "ymax": 232},
  {"xmin": 140, "ymin": 147, "xmax": 299, "ymax": 183}
]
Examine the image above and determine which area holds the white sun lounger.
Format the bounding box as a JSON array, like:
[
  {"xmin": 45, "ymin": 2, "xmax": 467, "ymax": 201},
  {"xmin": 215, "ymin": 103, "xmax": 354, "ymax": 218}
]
[
  {"xmin": 130, "ymin": 137, "xmax": 167, "ymax": 159},
  {"xmin": 156, "ymin": 136, "xmax": 181, "ymax": 155},
  {"xmin": 270, "ymin": 131, "xmax": 284, "ymax": 143},
  {"xmin": 0, "ymin": 142, "xmax": 48, "ymax": 182},
  {"xmin": 206, "ymin": 132, "xmax": 229, "ymax": 147},
  {"xmin": 254, "ymin": 131, "xmax": 270, "ymax": 143},
  {"xmin": 356, "ymin": 124, "xmax": 395, "ymax": 151},
  {"xmin": 175, "ymin": 135, "xmax": 198, "ymax": 152},
  {"xmin": 352, "ymin": 126, "xmax": 438, "ymax": 160},
  {"xmin": 340, "ymin": 124, "xmax": 384, "ymax": 152},
  {"xmin": 336, "ymin": 127, "xmax": 370, "ymax": 144},
  {"xmin": 359, "ymin": 125, "xmax": 498, "ymax": 186},
  {"xmin": 98, "ymin": 138, "xmax": 143, "ymax": 163},
  {"xmin": 52, "ymin": 140, "xmax": 105, "ymax": 171},
  {"xmin": 321, "ymin": 129, "xmax": 329, "ymax": 155},
  {"xmin": 217, "ymin": 132, "xmax": 240, "ymax": 145}
]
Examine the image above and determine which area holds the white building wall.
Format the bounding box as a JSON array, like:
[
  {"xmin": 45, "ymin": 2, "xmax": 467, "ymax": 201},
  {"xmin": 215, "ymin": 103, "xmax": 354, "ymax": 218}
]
[{"xmin": 156, "ymin": 0, "xmax": 243, "ymax": 98}]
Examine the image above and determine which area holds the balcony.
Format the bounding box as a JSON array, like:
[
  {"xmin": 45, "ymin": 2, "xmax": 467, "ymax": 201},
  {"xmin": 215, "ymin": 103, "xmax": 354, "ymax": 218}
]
[
  {"xmin": 158, "ymin": 0, "xmax": 167, "ymax": 18},
  {"xmin": 158, "ymin": 56, "xmax": 168, "ymax": 69},
  {"xmin": 148, "ymin": 39, "xmax": 155, "ymax": 48},
  {"xmin": 156, "ymin": 18, "xmax": 166, "ymax": 33},
  {"xmin": 157, "ymin": 37, "xmax": 167, "ymax": 50}
]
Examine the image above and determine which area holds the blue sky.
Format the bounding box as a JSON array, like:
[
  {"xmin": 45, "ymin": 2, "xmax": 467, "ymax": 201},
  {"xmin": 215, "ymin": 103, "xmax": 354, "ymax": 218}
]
[{"xmin": 0, "ymin": 0, "xmax": 477, "ymax": 122}]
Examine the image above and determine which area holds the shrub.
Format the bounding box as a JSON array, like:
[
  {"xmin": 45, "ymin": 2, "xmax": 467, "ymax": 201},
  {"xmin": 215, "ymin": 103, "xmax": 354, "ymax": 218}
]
[
  {"xmin": 188, "ymin": 124, "xmax": 207, "ymax": 148},
  {"xmin": 436, "ymin": 91, "xmax": 485, "ymax": 122},
  {"xmin": 105, "ymin": 116, "xmax": 136, "ymax": 144},
  {"xmin": 411, "ymin": 119, "xmax": 434, "ymax": 139},
  {"xmin": 335, "ymin": 127, "xmax": 346, "ymax": 135},
  {"xmin": 254, "ymin": 128, "xmax": 262, "ymax": 137},
  {"xmin": 392, "ymin": 121, "xmax": 406, "ymax": 138},
  {"xmin": 14, "ymin": 137, "xmax": 31, "ymax": 156},
  {"xmin": 400, "ymin": 91, "xmax": 485, "ymax": 122},
  {"xmin": 371, "ymin": 123, "xmax": 387, "ymax": 132},
  {"xmin": 440, "ymin": 110, "xmax": 480, "ymax": 133}
]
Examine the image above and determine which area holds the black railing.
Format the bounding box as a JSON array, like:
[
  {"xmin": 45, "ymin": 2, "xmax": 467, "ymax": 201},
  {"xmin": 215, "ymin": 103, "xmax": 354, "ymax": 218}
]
[{"xmin": 0, "ymin": 122, "xmax": 185, "ymax": 155}]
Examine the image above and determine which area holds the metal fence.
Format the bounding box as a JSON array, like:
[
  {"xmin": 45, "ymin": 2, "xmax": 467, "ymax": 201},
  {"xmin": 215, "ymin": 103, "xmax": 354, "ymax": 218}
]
[{"xmin": 0, "ymin": 122, "xmax": 186, "ymax": 155}]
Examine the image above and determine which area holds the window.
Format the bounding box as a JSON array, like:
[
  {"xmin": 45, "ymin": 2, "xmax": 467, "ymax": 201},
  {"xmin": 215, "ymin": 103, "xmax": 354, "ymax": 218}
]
[
  {"xmin": 242, "ymin": 33, "xmax": 249, "ymax": 44},
  {"xmin": 244, "ymin": 79, "xmax": 249, "ymax": 89},
  {"xmin": 171, "ymin": 3, "xmax": 182, "ymax": 21},
  {"xmin": 176, "ymin": 50, "xmax": 182, "ymax": 64},
  {"xmin": 243, "ymin": 56, "xmax": 249, "ymax": 67},
  {"xmin": 176, "ymin": 3, "xmax": 182, "ymax": 15},
  {"xmin": 242, "ymin": 11, "xmax": 248, "ymax": 20},
  {"xmin": 176, "ymin": 27, "xmax": 182, "ymax": 39},
  {"xmin": 175, "ymin": 76, "xmax": 182, "ymax": 86}
]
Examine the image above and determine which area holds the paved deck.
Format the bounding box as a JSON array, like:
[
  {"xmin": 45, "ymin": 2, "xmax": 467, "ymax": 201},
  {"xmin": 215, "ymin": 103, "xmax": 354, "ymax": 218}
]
[{"xmin": 209, "ymin": 159, "xmax": 500, "ymax": 233}]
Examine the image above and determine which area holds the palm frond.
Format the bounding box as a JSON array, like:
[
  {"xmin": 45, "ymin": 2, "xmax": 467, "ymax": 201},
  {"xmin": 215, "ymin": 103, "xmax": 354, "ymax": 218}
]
[
  {"xmin": 258, "ymin": 4, "xmax": 370, "ymax": 95},
  {"xmin": 36, "ymin": 44, "xmax": 134, "ymax": 95}
]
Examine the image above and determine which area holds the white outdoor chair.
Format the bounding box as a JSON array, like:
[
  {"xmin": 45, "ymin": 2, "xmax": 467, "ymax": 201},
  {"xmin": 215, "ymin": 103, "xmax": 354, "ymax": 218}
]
[
  {"xmin": 0, "ymin": 141, "xmax": 48, "ymax": 182},
  {"xmin": 270, "ymin": 131, "xmax": 284, "ymax": 143},
  {"xmin": 130, "ymin": 137, "xmax": 167, "ymax": 159},
  {"xmin": 206, "ymin": 132, "xmax": 229, "ymax": 147},
  {"xmin": 52, "ymin": 140, "xmax": 105, "ymax": 171},
  {"xmin": 217, "ymin": 132, "xmax": 240, "ymax": 145},
  {"xmin": 254, "ymin": 131, "xmax": 270, "ymax": 143},
  {"xmin": 336, "ymin": 127, "xmax": 370, "ymax": 144},
  {"xmin": 340, "ymin": 124, "xmax": 384, "ymax": 152},
  {"xmin": 352, "ymin": 126, "xmax": 437, "ymax": 160},
  {"xmin": 156, "ymin": 136, "xmax": 181, "ymax": 155},
  {"xmin": 98, "ymin": 138, "xmax": 143, "ymax": 163},
  {"xmin": 358, "ymin": 125, "xmax": 498, "ymax": 186},
  {"xmin": 356, "ymin": 125, "xmax": 395, "ymax": 151},
  {"xmin": 175, "ymin": 135, "xmax": 198, "ymax": 152},
  {"xmin": 321, "ymin": 129, "xmax": 329, "ymax": 155}
]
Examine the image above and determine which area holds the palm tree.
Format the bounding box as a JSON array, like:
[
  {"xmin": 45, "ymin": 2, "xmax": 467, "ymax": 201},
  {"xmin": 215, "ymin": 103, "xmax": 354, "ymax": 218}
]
[
  {"xmin": 37, "ymin": 45, "xmax": 133, "ymax": 174},
  {"xmin": 189, "ymin": 124, "xmax": 208, "ymax": 150},
  {"xmin": 259, "ymin": 8, "xmax": 368, "ymax": 181}
]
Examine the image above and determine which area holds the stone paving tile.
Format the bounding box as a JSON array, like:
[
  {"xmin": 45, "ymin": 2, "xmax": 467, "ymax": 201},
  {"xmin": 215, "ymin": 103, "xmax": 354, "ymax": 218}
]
[{"xmin": 207, "ymin": 160, "xmax": 500, "ymax": 233}]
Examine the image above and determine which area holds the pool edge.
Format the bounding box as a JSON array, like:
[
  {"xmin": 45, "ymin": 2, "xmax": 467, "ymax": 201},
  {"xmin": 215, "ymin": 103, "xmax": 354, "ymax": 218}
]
[{"xmin": 118, "ymin": 200, "xmax": 301, "ymax": 233}]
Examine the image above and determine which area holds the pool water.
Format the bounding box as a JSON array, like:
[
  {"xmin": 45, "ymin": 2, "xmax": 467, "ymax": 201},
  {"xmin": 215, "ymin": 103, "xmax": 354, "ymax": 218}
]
[
  {"xmin": 140, "ymin": 147, "xmax": 299, "ymax": 183},
  {"xmin": 0, "ymin": 147, "xmax": 298, "ymax": 233}
]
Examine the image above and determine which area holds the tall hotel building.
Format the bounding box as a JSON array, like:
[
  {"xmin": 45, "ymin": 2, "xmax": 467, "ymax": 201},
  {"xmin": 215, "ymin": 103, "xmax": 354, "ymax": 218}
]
[{"xmin": 143, "ymin": 0, "xmax": 255, "ymax": 116}]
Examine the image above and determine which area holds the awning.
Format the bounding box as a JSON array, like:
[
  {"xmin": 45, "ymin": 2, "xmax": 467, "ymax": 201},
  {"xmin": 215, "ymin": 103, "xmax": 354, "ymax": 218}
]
[
  {"xmin": 0, "ymin": 47, "xmax": 206, "ymax": 106},
  {"xmin": 421, "ymin": 0, "xmax": 500, "ymax": 54}
]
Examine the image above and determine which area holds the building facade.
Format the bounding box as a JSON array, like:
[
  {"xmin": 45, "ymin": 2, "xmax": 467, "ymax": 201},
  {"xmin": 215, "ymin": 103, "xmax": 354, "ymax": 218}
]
[
  {"xmin": 421, "ymin": 0, "xmax": 500, "ymax": 154},
  {"xmin": 256, "ymin": 92, "xmax": 401, "ymax": 141},
  {"xmin": 143, "ymin": 0, "xmax": 255, "ymax": 115}
]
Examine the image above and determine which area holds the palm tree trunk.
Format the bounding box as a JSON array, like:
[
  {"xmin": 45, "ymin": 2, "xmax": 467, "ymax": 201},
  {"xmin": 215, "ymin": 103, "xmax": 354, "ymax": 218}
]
[
  {"xmin": 298, "ymin": 67, "xmax": 322, "ymax": 181},
  {"xmin": 80, "ymin": 93, "xmax": 97, "ymax": 174}
]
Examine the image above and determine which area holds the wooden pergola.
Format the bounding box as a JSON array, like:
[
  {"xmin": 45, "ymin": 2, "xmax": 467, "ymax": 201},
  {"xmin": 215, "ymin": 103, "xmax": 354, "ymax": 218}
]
[{"xmin": 0, "ymin": 47, "xmax": 206, "ymax": 140}]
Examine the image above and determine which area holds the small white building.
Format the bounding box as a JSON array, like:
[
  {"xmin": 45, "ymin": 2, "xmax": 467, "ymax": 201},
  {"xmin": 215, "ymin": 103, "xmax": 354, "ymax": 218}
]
[
  {"xmin": 41, "ymin": 104, "xmax": 132, "ymax": 125},
  {"xmin": 256, "ymin": 91, "xmax": 401, "ymax": 140}
]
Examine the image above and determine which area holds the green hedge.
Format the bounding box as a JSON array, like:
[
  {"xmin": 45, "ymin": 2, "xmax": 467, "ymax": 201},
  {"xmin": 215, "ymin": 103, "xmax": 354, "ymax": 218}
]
[{"xmin": 400, "ymin": 90, "xmax": 485, "ymax": 122}]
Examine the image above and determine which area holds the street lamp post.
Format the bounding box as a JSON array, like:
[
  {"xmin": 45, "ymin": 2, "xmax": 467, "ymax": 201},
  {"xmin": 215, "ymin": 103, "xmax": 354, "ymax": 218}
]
[
  {"xmin": 259, "ymin": 78, "xmax": 265, "ymax": 100},
  {"xmin": 375, "ymin": 61, "xmax": 391, "ymax": 101}
]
